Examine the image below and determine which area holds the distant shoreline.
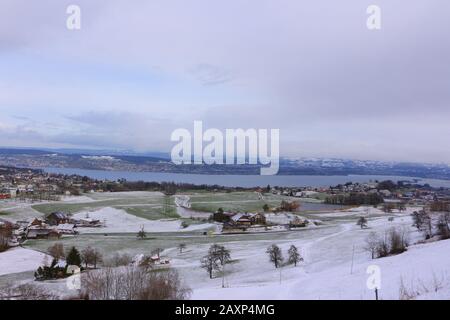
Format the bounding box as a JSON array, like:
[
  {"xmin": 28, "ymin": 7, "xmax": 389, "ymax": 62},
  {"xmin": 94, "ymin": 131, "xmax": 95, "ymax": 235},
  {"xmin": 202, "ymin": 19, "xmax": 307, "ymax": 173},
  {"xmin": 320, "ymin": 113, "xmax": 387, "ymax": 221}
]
[{"xmin": 42, "ymin": 167, "xmax": 450, "ymax": 188}]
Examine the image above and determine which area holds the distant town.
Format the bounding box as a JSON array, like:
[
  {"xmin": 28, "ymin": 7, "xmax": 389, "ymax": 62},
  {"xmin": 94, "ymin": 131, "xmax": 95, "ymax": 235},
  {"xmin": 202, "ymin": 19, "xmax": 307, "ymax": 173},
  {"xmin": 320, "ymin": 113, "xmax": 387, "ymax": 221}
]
[{"xmin": 1, "ymin": 148, "xmax": 450, "ymax": 179}]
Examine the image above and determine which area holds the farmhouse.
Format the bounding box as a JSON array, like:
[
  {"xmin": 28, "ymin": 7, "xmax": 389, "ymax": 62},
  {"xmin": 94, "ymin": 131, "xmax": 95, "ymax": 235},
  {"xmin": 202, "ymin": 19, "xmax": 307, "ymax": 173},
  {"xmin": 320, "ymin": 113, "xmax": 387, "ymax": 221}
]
[
  {"xmin": 230, "ymin": 213, "xmax": 252, "ymax": 227},
  {"xmin": 27, "ymin": 228, "xmax": 61, "ymax": 239},
  {"xmin": 74, "ymin": 217, "xmax": 102, "ymax": 227},
  {"xmin": 57, "ymin": 223, "xmax": 77, "ymax": 234},
  {"xmin": 46, "ymin": 211, "xmax": 70, "ymax": 225},
  {"xmin": 248, "ymin": 213, "xmax": 266, "ymax": 225},
  {"xmin": 289, "ymin": 216, "xmax": 308, "ymax": 228},
  {"xmin": 29, "ymin": 218, "xmax": 46, "ymax": 227},
  {"xmin": 212, "ymin": 211, "xmax": 235, "ymax": 223}
]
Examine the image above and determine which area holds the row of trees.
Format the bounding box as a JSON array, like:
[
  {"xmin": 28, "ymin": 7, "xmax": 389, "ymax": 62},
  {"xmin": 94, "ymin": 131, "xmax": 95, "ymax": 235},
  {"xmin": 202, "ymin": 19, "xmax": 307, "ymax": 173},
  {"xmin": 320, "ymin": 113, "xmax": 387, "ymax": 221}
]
[
  {"xmin": 0, "ymin": 222, "xmax": 13, "ymax": 252},
  {"xmin": 278, "ymin": 201, "xmax": 301, "ymax": 212},
  {"xmin": 412, "ymin": 210, "xmax": 450, "ymax": 240},
  {"xmin": 35, "ymin": 244, "xmax": 104, "ymax": 281},
  {"xmin": 48, "ymin": 244, "xmax": 103, "ymax": 269},
  {"xmin": 266, "ymin": 244, "xmax": 303, "ymax": 268},
  {"xmin": 382, "ymin": 202, "xmax": 406, "ymax": 213},
  {"xmin": 82, "ymin": 266, "xmax": 190, "ymax": 300},
  {"xmin": 364, "ymin": 228, "xmax": 409, "ymax": 259},
  {"xmin": 430, "ymin": 201, "xmax": 450, "ymax": 212},
  {"xmin": 200, "ymin": 243, "xmax": 303, "ymax": 280},
  {"xmin": 325, "ymin": 193, "xmax": 384, "ymax": 206}
]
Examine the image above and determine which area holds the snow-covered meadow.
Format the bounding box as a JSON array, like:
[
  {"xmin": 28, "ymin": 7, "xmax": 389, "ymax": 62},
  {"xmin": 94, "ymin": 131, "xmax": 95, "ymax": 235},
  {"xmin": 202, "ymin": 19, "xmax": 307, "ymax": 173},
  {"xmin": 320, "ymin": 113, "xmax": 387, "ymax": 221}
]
[
  {"xmin": 72, "ymin": 207, "xmax": 216, "ymax": 234},
  {"xmin": 2, "ymin": 192, "xmax": 450, "ymax": 300}
]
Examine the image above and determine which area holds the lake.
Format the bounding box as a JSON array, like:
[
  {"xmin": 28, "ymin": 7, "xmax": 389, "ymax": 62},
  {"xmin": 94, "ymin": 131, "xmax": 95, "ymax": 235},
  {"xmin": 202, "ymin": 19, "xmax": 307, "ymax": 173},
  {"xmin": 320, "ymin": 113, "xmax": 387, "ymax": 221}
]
[{"xmin": 42, "ymin": 167, "xmax": 450, "ymax": 188}]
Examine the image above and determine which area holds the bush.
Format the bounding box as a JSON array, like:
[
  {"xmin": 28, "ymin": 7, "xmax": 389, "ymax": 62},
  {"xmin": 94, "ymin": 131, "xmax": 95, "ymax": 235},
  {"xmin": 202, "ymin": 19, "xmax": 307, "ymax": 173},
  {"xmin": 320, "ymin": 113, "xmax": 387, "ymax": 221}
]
[
  {"xmin": 34, "ymin": 259, "xmax": 67, "ymax": 281},
  {"xmin": 104, "ymin": 253, "xmax": 133, "ymax": 267},
  {"xmin": 365, "ymin": 227, "xmax": 409, "ymax": 259},
  {"xmin": 82, "ymin": 267, "xmax": 191, "ymax": 300}
]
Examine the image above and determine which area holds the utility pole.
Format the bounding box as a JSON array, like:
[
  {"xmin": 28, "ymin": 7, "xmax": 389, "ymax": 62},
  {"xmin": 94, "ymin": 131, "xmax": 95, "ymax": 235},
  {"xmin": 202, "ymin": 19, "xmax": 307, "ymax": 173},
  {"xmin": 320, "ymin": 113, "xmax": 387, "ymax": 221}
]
[
  {"xmin": 350, "ymin": 244, "xmax": 355, "ymax": 274},
  {"xmin": 222, "ymin": 263, "xmax": 225, "ymax": 288}
]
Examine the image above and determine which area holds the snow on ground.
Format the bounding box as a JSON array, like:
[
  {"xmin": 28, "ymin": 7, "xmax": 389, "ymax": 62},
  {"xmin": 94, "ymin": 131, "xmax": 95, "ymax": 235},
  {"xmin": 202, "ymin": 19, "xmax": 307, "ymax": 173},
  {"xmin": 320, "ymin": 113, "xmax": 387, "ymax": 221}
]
[
  {"xmin": 190, "ymin": 238, "xmax": 450, "ymax": 300},
  {"xmin": 175, "ymin": 207, "xmax": 449, "ymax": 300},
  {"xmin": 72, "ymin": 207, "xmax": 215, "ymax": 234},
  {"xmin": 0, "ymin": 247, "xmax": 50, "ymax": 276},
  {"xmin": 2, "ymin": 204, "xmax": 448, "ymax": 300},
  {"xmin": 60, "ymin": 195, "xmax": 96, "ymax": 203}
]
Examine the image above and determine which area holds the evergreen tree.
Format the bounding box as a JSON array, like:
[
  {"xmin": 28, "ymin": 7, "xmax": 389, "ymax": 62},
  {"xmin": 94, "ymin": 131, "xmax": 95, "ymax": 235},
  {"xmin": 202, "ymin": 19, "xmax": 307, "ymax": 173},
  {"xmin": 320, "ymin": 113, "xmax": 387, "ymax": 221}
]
[{"xmin": 66, "ymin": 246, "xmax": 82, "ymax": 267}]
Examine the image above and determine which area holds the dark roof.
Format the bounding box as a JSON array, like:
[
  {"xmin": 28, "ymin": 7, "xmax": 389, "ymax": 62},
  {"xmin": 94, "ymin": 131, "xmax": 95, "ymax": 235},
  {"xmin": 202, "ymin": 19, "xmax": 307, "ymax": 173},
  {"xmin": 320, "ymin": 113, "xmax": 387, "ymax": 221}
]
[{"xmin": 47, "ymin": 211, "xmax": 68, "ymax": 220}]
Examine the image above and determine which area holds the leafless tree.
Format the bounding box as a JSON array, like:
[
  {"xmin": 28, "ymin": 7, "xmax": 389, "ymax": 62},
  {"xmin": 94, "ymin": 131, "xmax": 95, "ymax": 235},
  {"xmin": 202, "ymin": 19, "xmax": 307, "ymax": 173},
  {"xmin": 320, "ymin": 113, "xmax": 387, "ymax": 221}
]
[
  {"xmin": 104, "ymin": 253, "xmax": 132, "ymax": 267},
  {"xmin": 81, "ymin": 246, "xmax": 103, "ymax": 269},
  {"xmin": 356, "ymin": 217, "xmax": 368, "ymax": 229},
  {"xmin": 201, "ymin": 251, "xmax": 221, "ymax": 279},
  {"xmin": 0, "ymin": 222, "xmax": 13, "ymax": 252},
  {"xmin": 82, "ymin": 266, "xmax": 191, "ymax": 300},
  {"xmin": 266, "ymin": 244, "xmax": 283, "ymax": 268},
  {"xmin": 436, "ymin": 212, "xmax": 450, "ymax": 239},
  {"xmin": 47, "ymin": 243, "xmax": 65, "ymax": 261},
  {"xmin": 287, "ymin": 245, "xmax": 303, "ymax": 266},
  {"xmin": 364, "ymin": 232, "xmax": 380, "ymax": 259},
  {"xmin": 137, "ymin": 225, "xmax": 146, "ymax": 239},
  {"xmin": 388, "ymin": 227, "xmax": 409, "ymax": 254},
  {"xmin": 178, "ymin": 243, "xmax": 186, "ymax": 254},
  {"xmin": 209, "ymin": 244, "xmax": 231, "ymax": 266},
  {"xmin": 412, "ymin": 210, "xmax": 432, "ymax": 239},
  {"xmin": 0, "ymin": 284, "xmax": 58, "ymax": 300}
]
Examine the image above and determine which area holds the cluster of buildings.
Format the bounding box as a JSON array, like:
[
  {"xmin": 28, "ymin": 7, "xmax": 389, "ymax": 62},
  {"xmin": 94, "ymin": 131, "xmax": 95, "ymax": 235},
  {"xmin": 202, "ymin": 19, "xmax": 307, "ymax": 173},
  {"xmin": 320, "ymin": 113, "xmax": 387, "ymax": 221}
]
[
  {"xmin": 212, "ymin": 211, "xmax": 308, "ymax": 233},
  {"xmin": 269, "ymin": 180, "xmax": 450, "ymax": 205},
  {"xmin": 0, "ymin": 166, "xmax": 104, "ymax": 202},
  {"xmin": 5, "ymin": 211, "xmax": 102, "ymax": 242}
]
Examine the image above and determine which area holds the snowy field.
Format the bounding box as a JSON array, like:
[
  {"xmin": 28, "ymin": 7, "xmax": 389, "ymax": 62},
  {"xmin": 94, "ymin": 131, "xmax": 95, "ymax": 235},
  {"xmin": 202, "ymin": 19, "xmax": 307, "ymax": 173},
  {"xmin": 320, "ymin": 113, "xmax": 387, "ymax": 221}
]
[
  {"xmin": 2, "ymin": 191, "xmax": 449, "ymax": 300},
  {"xmin": 0, "ymin": 248, "xmax": 50, "ymax": 276},
  {"xmin": 72, "ymin": 207, "xmax": 216, "ymax": 234}
]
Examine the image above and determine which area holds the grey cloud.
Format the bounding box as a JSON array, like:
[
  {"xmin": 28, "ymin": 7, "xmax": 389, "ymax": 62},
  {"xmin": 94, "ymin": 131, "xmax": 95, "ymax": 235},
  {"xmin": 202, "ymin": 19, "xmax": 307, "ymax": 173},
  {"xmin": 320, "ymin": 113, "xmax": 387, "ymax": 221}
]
[{"xmin": 1, "ymin": 0, "xmax": 450, "ymax": 162}]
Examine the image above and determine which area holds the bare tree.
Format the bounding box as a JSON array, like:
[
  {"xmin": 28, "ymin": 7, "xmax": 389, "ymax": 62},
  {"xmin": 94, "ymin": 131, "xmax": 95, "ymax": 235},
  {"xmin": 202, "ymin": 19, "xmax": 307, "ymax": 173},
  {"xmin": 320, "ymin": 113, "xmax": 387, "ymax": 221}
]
[
  {"xmin": 137, "ymin": 225, "xmax": 146, "ymax": 240},
  {"xmin": 47, "ymin": 243, "xmax": 65, "ymax": 261},
  {"xmin": 356, "ymin": 217, "xmax": 368, "ymax": 229},
  {"xmin": 81, "ymin": 246, "xmax": 103, "ymax": 269},
  {"xmin": 411, "ymin": 211, "xmax": 423, "ymax": 230},
  {"xmin": 210, "ymin": 244, "xmax": 231, "ymax": 266},
  {"xmin": 201, "ymin": 252, "xmax": 221, "ymax": 279},
  {"xmin": 266, "ymin": 244, "xmax": 283, "ymax": 268},
  {"xmin": 376, "ymin": 231, "xmax": 389, "ymax": 258},
  {"xmin": 0, "ymin": 222, "xmax": 13, "ymax": 252},
  {"xmin": 178, "ymin": 243, "xmax": 186, "ymax": 254},
  {"xmin": 411, "ymin": 210, "xmax": 432, "ymax": 239},
  {"xmin": 287, "ymin": 245, "xmax": 302, "ymax": 266},
  {"xmin": 364, "ymin": 232, "xmax": 380, "ymax": 259},
  {"xmin": 82, "ymin": 267, "xmax": 191, "ymax": 300},
  {"xmin": 436, "ymin": 212, "xmax": 450, "ymax": 239},
  {"xmin": 388, "ymin": 227, "xmax": 409, "ymax": 254},
  {"xmin": 104, "ymin": 253, "xmax": 132, "ymax": 267},
  {"xmin": 0, "ymin": 284, "xmax": 58, "ymax": 300}
]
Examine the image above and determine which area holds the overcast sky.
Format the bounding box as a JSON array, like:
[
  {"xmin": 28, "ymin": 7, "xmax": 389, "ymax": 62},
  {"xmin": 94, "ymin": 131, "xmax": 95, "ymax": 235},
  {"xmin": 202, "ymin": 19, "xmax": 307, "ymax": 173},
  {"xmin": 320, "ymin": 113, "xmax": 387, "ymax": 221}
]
[{"xmin": 1, "ymin": 0, "xmax": 449, "ymax": 163}]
